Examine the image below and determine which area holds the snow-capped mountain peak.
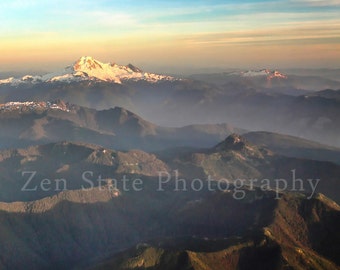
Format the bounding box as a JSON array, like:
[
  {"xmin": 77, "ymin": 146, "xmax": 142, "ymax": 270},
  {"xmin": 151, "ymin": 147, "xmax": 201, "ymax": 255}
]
[
  {"xmin": 73, "ymin": 56, "xmax": 104, "ymax": 71},
  {"xmin": 241, "ymin": 69, "xmax": 287, "ymax": 80},
  {"xmin": 241, "ymin": 69, "xmax": 270, "ymax": 77},
  {"xmin": 269, "ymin": 70, "xmax": 287, "ymax": 79},
  {"xmin": 0, "ymin": 56, "xmax": 177, "ymax": 86},
  {"xmin": 69, "ymin": 56, "xmax": 151, "ymax": 83}
]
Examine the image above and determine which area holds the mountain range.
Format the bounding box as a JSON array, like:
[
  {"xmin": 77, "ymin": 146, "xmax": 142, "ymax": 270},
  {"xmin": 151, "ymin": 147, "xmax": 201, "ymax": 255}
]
[
  {"xmin": 189, "ymin": 69, "xmax": 340, "ymax": 92},
  {"xmin": 0, "ymin": 57, "xmax": 339, "ymax": 146},
  {"xmin": 0, "ymin": 135, "xmax": 339, "ymax": 269},
  {"xmin": 0, "ymin": 120, "xmax": 339, "ymax": 269},
  {"xmin": 1, "ymin": 99, "xmax": 340, "ymax": 164},
  {"xmin": 0, "ymin": 57, "xmax": 339, "ymax": 270},
  {"xmin": 0, "ymin": 100, "xmax": 245, "ymax": 151}
]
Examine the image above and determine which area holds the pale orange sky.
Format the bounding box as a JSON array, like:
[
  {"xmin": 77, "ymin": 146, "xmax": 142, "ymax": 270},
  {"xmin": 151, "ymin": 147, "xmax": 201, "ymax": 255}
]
[{"xmin": 1, "ymin": 0, "xmax": 340, "ymax": 73}]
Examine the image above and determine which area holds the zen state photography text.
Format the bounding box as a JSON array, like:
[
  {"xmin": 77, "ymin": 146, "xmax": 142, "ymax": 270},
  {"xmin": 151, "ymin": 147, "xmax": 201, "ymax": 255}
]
[{"xmin": 20, "ymin": 169, "xmax": 320, "ymax": 200}]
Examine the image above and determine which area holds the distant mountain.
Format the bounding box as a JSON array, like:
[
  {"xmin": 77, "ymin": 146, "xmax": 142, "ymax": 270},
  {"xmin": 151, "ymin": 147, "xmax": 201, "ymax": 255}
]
[
  {"xmin": 189, "ymin": 69, "xmax": 340, "ymax": 92},
  {"xmin": 0, "ymin": 56, "xmax": 177, "ymax": 85},
  {"xmin": 0, "ymin": 100, "xmax": 244, "ymax": 151}
]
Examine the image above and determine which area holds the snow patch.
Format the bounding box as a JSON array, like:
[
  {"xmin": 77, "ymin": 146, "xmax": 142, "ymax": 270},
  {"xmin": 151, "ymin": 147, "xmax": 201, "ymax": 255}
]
[
  {"xmin": 0, "ymin": 101, "xmax": 71, "ymax": 113},
  {"xmin": 241, "ymin": 69, "xmax": 287, "ymax": 80}
]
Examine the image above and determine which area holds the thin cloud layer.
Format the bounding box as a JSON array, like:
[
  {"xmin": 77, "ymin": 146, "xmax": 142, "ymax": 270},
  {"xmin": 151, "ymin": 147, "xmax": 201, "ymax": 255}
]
[{"xmin": 0, "ymin": 0, "xmax": 339, "ymax": 70}]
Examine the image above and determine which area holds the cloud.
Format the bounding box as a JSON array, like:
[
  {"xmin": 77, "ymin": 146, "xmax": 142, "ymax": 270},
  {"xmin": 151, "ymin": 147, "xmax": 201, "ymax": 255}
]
[
  {"xmin": 290, "ymin": 0, "xmax": 340, "ymax": 6},
  {"xmin": 180, "ymin": 19, "xmax": 340, "ymax": 47}
]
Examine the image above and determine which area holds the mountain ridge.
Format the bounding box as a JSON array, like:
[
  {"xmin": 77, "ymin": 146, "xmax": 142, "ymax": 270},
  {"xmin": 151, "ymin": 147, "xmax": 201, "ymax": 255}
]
[
  {"xmin": 0, "ymin": 100, "xmax": 245, "ymax": 151},
  {"xmin": 0, "ymin": 182, "xmax": 339, "ymax": 270}
]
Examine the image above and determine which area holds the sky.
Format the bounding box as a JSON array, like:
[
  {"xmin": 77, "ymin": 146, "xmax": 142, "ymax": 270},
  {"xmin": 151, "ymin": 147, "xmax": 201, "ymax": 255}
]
[{"xmin": 1, "ymin": 0, "xmax": 340, "ymax": 73}]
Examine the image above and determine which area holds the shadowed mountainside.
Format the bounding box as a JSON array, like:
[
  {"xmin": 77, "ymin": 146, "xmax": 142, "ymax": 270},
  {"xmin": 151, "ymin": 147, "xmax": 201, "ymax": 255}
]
[
  {"xmin": 87, "ymin": 192, "xmax": 340, "ymax": 270},
  {"xmin": 0, "ymin": 184, "xmax": 338, "ymax": 270}
]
